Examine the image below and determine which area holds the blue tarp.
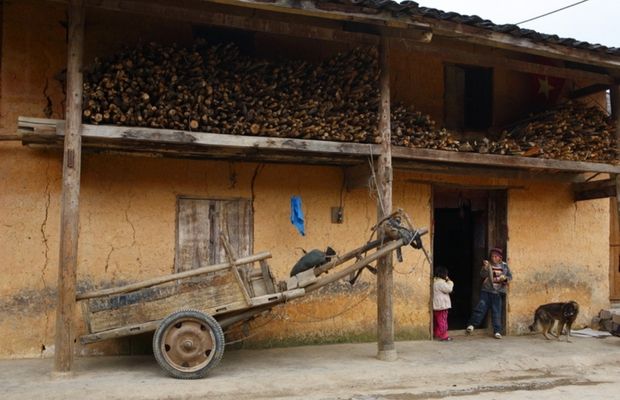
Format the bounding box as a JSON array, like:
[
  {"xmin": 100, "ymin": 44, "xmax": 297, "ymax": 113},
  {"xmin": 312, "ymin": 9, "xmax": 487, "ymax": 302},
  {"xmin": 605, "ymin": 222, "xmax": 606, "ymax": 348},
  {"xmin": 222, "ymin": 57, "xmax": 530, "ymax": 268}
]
[{"xmin": 290, "ymin": 195, "xmax": 305, "ymax": 236}]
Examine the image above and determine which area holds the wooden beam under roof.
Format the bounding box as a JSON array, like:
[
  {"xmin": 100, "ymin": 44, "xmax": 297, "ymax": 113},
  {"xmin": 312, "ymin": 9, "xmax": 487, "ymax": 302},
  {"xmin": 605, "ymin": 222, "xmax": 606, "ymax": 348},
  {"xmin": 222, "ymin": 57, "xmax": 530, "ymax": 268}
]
[
  {"xmin": 69, "ymin": 0, "xmax": 432, "ymax": 45},
  {"xmin": 52, "ymin": 0, "xmax": 616, "ymax": 82},
  {"xmin": 17, "ymin": 117, "xmax": 620, "ymax": 175},
  {"xmin": 573, "ymin": 178, "xmax": 615, "ymax": 201},
  {"xmin": 569, "ymin": 84, "xmax": 611, "ymax": 99},
  {"xmin": 400, "ymin": 40, "xmax": 615, "ymax": 85},
  {"xmin": 425, "ymin": 17, "xmax": 620, "ymax": 71},
  {"xmin": 200, "ymin": 0, "xmax": 620, "ymax": 71}
]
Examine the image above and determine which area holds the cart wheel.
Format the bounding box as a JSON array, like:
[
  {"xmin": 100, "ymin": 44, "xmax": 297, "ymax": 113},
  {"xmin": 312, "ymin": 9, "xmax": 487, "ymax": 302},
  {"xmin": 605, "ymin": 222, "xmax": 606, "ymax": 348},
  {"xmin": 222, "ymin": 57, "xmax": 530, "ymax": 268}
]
[{"xmin": 153, "ymin": 309, "xmax": 225, "ymax": 379}]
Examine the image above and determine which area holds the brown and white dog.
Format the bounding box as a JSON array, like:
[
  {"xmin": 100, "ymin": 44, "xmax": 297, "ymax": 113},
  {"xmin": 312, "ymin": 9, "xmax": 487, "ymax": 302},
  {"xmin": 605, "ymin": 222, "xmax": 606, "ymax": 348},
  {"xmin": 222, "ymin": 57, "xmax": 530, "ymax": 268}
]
[{"xmin": 528, "ymin": 301, "xmax": 579, "ymax": 341}]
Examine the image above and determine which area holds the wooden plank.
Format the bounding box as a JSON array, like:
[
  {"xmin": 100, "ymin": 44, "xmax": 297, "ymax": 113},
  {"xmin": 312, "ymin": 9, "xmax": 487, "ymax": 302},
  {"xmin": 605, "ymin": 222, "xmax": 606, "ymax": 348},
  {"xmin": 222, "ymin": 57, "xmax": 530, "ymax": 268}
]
[
  {"xmin": 175, "ymin": 198, "xmax": 212, "ymax": 272},
  {"xmin": 259, "ymin": 259, "xmax": 277, "ymax": 294},
  {"xmin": 391, "ymin": 146, "xmax": 620, "ymax": 174},
  {"xmin": 573, "ymin": 179, "xmax": 615, "ymax": 201},
  {"xmin": 87, "ymin": 274, "xmax": 248, "ymax": 333},
  {"xmin": 204, "ymin": 0, "xmax": 430, "ymax": 30},
  {"xmin": 221, "ymin": 235, "xmax": 252, "ymax": 305},
  {"xmin": 376, "ymin": 36, "xmax": 395, "ymax": 360},
  {"xmin": 54, "ymin": 0, "xmax": 84, "ymax": 374},
  {"xmin": 206, "ymin": 0, "xmax": 620, "ymax": 70},
  {"xmin": 610, "ymin": 193, "xmax": 620, "ymax": 300},
  {"xmin": 80, "ymin": 320, "xmax": 160, "ymax": 344},
  {"xmin": 77, "ymin": 251, "xmax": 271, "ymax": 300},
  {"xmin": 569, "ymin": 84, "xmax": 611, "ymax": 100},
  {"xmin": 394, "ymin": 160, "xmax": 581, "ymax": 182},
  {"xmin": 70, "ymin": 0, "xmax": 431, "ymax": 45},
  {"xmin": 427, "ymin": 18, "xmax": 620, "ymax": 70},
  {"xmin": 400, "ymin": 41, "xmax": 614, "ymax": 85},
  {"xmin": 614, "ymin": 85, "xmax": 620, "ymax": 223},
  {"xmin": 18, "ymin": 118, "xmax": 620, "ymax": 174},
  {"xmin": 444, "ymin": 64, "xmax": 465, "ymax": 130}
]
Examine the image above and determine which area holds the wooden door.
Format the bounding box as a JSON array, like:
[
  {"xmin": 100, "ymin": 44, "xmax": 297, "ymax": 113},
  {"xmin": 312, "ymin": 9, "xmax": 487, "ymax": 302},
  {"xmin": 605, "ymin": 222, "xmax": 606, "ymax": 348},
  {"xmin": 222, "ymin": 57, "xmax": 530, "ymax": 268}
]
[
  {"xmin": 610, "ymin": 198, "xmax": 620, "ymax": 300},
  {"xmin": 175, "ymin": 198, "xmax": 253, "ymax": 272},
  {"xmin": 487, "ymin": 190, "xmax": 508, "ymax": 333}
]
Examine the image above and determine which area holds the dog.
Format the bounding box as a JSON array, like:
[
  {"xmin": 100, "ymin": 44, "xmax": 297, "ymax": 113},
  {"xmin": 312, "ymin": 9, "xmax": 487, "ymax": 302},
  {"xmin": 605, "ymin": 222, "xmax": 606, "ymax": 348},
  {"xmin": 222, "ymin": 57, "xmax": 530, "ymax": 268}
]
[{"xmin": 528, "ymin": 301, "xmax": 579, "ymax": 341}]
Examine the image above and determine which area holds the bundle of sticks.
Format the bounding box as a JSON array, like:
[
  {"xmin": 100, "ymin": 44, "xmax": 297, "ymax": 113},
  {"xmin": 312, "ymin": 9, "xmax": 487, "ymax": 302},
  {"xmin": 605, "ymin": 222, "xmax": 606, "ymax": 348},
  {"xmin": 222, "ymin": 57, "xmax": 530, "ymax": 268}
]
[
  {"xmin": 493, "ymin": 102, "xmax": 617, "ymax": 163},
  {"xmin": 81, "ymin": 40, "xmax": 616, "ymax": 163},
  {"xmin": 82, "ymin": 41, "xmax": 439, "ymax": 146}
]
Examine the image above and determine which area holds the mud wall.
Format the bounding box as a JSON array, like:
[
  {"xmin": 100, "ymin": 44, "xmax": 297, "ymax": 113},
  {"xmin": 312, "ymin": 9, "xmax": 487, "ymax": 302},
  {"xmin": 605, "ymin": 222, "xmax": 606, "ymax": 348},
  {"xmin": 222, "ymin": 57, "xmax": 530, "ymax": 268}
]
[{"xmin": 0, "ymin": 1, "xmax": 611, "ymax": 358}]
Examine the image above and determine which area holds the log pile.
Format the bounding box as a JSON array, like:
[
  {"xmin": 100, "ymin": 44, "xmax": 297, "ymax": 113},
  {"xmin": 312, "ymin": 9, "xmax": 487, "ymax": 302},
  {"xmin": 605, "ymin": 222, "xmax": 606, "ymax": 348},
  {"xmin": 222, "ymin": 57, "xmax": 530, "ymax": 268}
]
[
  {"xmin": 492, "ymin": 102, "xmax": 618, "ymax": 163},
  {"xmin": 81, "ymin": 40, "xmax": 617, "ymax": 164},
  {"xmin": 82, "ymin": 41, "xmax": 443, "ymax": 146}
]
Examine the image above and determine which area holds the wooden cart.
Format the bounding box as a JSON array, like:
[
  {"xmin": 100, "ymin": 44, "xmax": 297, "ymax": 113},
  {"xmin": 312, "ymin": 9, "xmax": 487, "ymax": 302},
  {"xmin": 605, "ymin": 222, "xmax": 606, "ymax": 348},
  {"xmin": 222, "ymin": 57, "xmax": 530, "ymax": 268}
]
[{"xmin": 77, "ymin": 210, "xmax": 427, "ymax": 379}]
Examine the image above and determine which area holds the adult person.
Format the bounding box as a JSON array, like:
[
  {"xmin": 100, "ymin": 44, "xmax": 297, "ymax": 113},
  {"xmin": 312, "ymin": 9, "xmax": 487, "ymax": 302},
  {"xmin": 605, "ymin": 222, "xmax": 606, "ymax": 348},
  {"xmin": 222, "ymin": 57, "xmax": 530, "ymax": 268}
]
[{"xmin": 465, "ymin": 248, "xmax": 512, "ymax": 339}]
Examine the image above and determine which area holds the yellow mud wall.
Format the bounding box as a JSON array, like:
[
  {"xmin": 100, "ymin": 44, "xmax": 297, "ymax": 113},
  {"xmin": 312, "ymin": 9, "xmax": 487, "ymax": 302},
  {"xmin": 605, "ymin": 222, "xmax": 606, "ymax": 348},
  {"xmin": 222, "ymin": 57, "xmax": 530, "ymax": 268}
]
[
  {"xmin": 508, "ymin": 182, "xmax": 610, "ymax": 333},
  {"xmin": 0, "ymin": 1, "xmax": 611, "ymax": 359},
  {"xmin": 390, "ymin": 47, "xmax": 444, "ymax": 125}
]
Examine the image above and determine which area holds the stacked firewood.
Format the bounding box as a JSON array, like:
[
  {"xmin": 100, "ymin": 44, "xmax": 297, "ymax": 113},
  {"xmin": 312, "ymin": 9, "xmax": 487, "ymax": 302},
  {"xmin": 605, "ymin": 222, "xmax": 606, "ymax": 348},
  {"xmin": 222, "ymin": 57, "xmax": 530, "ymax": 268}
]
[
  {"xmin": 492, "ymin": 103, "xmax": 617, "ymax": 163},
  {"xmin": 82, "ymin": 41, "xmax": 442, "ymax": 146},
  {"xmin": 82, "ymin": 41, "xmax": 616, "ymax": 163}
]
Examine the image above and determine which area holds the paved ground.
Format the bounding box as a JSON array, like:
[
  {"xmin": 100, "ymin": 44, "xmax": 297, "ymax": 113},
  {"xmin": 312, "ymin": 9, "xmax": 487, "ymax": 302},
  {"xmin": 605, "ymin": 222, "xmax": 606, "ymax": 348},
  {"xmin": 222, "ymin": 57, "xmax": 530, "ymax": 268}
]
[{"xmin": 2, "ymin": 334, "xmax": 620, "ymax": 400}]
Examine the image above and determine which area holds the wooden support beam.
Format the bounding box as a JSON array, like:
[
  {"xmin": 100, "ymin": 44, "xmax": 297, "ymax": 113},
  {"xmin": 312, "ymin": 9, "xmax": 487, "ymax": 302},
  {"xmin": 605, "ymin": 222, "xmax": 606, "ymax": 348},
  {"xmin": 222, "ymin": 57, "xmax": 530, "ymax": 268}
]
[
  {"xmin": 54, "ymin": 0, "xmax": 84, "ymax": 375},
  {"xmin": 427, "ymin": 18, "xmax": 620, "ymax": 71},
  {"xmin": 401, "ymin": 41, "xmax": 615, "ymax": 85},
  {"xmin": 573, "ymin": 179, "xmax": 615, "ymax": 201},
  {"xmin": 569, "ymin": 84, "xmax": 611, "ymax": 100},
  {"xmin": 18, "ymin": 117, "xmax": 620, "ymax": 175},
  {"xmin": 72, "ymin": 0, "xmax": 431, "ymax": 46},
  {"xmin": 612, "ymin": 86, "xmax": 620, "ymax": 228},
  {"xmin": 376, "ymin": 36, "xmax": 395, "ymax": 362}
]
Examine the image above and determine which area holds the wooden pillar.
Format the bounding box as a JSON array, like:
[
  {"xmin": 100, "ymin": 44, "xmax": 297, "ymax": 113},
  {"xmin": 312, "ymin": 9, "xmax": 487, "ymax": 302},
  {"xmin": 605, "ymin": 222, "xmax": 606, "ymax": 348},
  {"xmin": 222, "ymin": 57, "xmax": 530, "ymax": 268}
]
[
  {"xmin": 376, "ymin": 36, "xmax": 395, "ymax": 361},
  {"xmin": 54, "ymin": 0, "xmax": 85, "ymax": 374},
  {"xmin": 611, "ymin": 85, "xmax": 620, "ymax": 300},
  {"xmin": 612, "ymin": 86, "xmax": 620, "ymax": 225}
]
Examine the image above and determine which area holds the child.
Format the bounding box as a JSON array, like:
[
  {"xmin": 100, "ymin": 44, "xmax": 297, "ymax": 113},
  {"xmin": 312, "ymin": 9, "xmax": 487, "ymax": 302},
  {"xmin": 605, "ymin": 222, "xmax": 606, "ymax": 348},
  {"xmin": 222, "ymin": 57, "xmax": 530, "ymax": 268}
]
[
  {"xmin": 433, "ymin": 266, "xmax": 454, "ymax": 341},
  {"xmin": 465, "ymin": 247, "xmax": 512, "ymax": 339}
]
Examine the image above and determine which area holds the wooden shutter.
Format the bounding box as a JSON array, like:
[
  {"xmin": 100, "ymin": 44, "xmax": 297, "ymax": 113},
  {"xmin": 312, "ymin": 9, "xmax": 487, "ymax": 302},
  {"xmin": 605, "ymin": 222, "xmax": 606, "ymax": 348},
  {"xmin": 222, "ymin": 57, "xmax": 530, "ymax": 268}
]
[
  {"xmin": 444, "ymin": 64, "xmax": 465, "ymax": 130},
  {"xmin": 175, "ymin": 198, "xmax": 253, "ymax": 272}
]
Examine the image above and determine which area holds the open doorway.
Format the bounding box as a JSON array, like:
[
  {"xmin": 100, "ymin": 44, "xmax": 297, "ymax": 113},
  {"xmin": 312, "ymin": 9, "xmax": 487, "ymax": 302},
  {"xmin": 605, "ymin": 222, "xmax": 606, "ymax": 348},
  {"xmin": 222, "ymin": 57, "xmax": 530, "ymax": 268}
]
[{"xmin": 432, "ymin": 187, "xmax": 507, "ymax": 333}]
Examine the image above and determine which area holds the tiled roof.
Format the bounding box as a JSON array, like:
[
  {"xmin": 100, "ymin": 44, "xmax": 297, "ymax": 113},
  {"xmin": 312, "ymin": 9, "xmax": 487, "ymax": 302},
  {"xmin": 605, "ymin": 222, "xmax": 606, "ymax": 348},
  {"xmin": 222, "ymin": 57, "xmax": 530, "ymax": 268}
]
[{"xmin": 317, "ymin": 0, "xmax": 620, "ymax": 57}]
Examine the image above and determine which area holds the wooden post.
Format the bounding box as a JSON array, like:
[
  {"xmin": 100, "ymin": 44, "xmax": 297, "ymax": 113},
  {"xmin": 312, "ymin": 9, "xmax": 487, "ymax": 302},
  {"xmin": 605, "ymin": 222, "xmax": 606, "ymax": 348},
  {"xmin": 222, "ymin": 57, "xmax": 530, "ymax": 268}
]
[
  {"xmin": 376, "ymin": 36, "xmax": 395, "ymax": 361},
  {"xmin": 54, "ymin": 0, "xmax": 85, "ymax": 375},
  {"xmin": 612, "ymin": 85, "xmax": 620, "ymax": 230}
]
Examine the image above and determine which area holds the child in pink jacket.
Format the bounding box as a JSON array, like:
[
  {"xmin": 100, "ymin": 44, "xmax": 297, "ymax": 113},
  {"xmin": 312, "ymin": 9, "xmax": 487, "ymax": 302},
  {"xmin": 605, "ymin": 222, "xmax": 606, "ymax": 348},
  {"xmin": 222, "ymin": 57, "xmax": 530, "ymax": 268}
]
[{"xmin": 433, "ymin": 266, "xmax": 454, "ymax": 341}]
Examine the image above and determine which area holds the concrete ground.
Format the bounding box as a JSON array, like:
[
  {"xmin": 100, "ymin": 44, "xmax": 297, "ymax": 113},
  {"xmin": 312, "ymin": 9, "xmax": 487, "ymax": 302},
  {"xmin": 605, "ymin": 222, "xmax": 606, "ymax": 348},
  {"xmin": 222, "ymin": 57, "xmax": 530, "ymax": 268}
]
[{"xmin": 2, "ymin": 334, "xmax": 620, "ymax": 400}]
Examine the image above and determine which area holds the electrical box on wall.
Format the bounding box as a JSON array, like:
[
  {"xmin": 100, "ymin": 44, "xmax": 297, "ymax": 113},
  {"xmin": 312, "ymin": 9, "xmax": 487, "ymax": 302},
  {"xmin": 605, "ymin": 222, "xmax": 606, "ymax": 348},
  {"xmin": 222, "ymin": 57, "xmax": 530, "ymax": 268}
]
[{"xmin": 331, "ymin": 207, "xmax": 344, "ymax": 224}]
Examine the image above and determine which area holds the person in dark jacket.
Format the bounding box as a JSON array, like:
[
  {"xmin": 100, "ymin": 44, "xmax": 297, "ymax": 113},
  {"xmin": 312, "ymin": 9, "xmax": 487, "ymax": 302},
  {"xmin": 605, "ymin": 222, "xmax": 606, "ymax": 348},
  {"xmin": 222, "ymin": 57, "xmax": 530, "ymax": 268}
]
[{"xmin": 465, "ymin": 247, "xmax": 512, "ymax": 339}]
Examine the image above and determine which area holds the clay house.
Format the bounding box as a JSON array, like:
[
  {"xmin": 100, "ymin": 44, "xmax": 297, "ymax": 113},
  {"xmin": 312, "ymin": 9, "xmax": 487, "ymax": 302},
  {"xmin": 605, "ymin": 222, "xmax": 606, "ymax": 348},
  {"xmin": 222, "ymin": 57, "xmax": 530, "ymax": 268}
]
[{"xmin": 1, "ymin": 0, "xmax": 619, "ymax": 374}]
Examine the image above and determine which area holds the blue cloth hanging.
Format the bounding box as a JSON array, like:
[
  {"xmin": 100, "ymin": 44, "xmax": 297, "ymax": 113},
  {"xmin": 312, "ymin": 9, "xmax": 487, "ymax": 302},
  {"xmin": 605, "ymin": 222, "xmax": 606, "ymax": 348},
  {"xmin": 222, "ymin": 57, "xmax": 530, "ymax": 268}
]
[{"xmin": 290, "ymin": 195, "xmax": 305, "ymax": 236}]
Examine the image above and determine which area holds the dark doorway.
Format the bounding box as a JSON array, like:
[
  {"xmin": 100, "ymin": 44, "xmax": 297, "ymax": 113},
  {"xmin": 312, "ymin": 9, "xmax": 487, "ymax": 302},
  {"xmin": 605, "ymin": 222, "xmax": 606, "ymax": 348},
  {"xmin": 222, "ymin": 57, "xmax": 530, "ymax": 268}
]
[{"xmin": 433, "ymin": 189, "xmax": 491, "ymax": 331}]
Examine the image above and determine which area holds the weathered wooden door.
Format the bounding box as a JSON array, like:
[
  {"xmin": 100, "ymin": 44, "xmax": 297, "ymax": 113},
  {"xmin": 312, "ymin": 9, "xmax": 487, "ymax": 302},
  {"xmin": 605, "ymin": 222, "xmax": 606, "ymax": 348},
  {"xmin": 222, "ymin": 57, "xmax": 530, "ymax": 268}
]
[
  {"xmin": 610, "ymin": 198, "xmax": 620, "ymax": 300},
  {"xmin": 488, "ymin": 190, "xmax": 508, "ymax": 333},
  {"xmin": 175, "ymin": 198, "xmax": 253, "ymax": 272}
]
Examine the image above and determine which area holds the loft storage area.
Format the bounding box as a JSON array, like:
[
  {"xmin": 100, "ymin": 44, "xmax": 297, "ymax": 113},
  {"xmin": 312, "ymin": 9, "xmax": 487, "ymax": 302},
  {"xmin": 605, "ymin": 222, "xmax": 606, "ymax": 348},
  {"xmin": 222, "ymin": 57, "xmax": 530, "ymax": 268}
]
[{"xmin": 15, "ymin": 2, "xmax": 619, "ymax": 174}]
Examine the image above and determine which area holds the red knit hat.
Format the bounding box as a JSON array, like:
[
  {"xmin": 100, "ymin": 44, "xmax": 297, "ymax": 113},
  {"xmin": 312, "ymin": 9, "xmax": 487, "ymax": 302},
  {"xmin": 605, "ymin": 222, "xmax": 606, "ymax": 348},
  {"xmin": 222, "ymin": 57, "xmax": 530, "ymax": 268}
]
[{"xmin": 490, "ymin": 248, "xmax": 503, "ymax": 257}]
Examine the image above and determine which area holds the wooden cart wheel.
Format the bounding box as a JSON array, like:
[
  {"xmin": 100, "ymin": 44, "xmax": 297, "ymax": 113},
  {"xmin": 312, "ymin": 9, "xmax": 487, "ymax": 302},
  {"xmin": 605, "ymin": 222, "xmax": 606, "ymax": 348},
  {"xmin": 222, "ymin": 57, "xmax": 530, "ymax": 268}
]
[{"xmin": 153, "ymin": 309, "xmax": 225, "ymax": 379}]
